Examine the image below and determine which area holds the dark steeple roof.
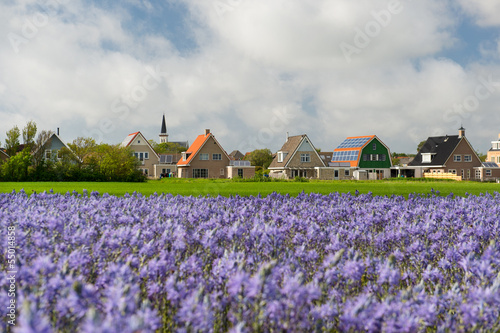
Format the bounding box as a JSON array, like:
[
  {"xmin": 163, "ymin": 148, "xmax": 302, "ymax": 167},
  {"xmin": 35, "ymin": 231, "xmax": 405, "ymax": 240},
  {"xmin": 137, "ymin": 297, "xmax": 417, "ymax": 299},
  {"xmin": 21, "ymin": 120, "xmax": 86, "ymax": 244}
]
[
  {"xmin": 408, "ymin": 135, "xmax": 461, "ymax": 166},
  {"xmin": 160, "ymin": 114, "xmax": 167, "ymax": 135}
]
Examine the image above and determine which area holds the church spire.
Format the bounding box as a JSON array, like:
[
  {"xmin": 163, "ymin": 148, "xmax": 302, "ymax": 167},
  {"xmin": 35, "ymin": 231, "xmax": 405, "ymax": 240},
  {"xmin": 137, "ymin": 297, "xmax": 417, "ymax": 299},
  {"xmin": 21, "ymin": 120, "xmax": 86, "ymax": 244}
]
[{"xmin": 159, "ymin": 114, "xmax": 168, "ymax": 143}]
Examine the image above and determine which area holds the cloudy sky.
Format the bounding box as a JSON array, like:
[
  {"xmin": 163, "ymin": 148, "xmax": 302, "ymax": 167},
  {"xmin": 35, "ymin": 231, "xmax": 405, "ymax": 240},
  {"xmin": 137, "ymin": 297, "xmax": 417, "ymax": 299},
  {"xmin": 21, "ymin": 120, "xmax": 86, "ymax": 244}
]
[{"xmin": 1, "ymin": 0, "xmax": 500, "ymax": 154}]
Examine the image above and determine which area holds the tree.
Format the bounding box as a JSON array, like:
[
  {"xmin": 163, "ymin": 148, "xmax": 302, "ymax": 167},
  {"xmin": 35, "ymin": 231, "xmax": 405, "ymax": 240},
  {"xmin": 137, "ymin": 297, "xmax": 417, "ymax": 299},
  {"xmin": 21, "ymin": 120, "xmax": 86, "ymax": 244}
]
[
  {"xmin": 5, "ymin": 126, "xmax": 21, "ymax": 156},
  {"xmin": 32, "ymin": 130, "xmax": 54, "ymax": 166},
  {"xmin": 1, "ymin": 148, "xmax": 31, "ymax": 181},
  {"xmin": 68, "ymin": 137, "xmax": 97, "ymax": 164},
  {"xmin": 417, "ymin": 140, "xmax": 426, "ymax": 153},
  {"xmin": 22, "ymin": 120, "xmax": 37, "ymax": 150},
  {"xmin": 86, "ymin": 144, "xmax": 144, "ymax": 181},
  {"xmin": 149, "ymin": 140, "xmax": 187, "ymax": 154},
  {"xmin": 245, "ymin": 149, "xmax": 274, "ymax": 169}
]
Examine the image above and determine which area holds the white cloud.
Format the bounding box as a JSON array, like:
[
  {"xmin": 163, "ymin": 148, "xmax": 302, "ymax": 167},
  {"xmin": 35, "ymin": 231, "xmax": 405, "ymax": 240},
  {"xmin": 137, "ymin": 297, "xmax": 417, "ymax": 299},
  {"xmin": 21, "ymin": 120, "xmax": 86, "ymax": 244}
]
[
  {"xmin": 1, "ymin": 0, "xmax": 499, "ymax": 156},
  {"xmin": 457, "ymin": 0, "xmax": 500, "ymax": 27}
]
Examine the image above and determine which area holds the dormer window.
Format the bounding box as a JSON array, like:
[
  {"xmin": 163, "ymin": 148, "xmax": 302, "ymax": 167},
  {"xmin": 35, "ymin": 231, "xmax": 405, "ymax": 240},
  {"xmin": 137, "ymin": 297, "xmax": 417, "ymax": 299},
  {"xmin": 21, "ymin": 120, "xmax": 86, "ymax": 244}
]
[
  {"xmin": 277, "ymin": 151, "xmax": 288, "ymax": 163},
  {"xmin": 422, "ymin": 153, "xmax": 434, "ymax": 163}
]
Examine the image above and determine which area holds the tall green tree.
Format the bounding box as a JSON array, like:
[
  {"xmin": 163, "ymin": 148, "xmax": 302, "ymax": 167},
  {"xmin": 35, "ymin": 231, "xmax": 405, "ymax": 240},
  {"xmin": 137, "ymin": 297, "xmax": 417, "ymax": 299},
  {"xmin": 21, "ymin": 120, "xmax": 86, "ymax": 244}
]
[
  {"xmin": 245, "ymin": 149, "xmax": 274, "ymax": 169},
  {"xmin": 22, "ymin": 120, "xmax": 37, "ymax": 151},
  {"xmin": 5, "ymin": 126, "xmax": 21, "ymax": 156},
  {"xmin": 68, "ymin": 137, "xmax": 97, "ymax": 164}
]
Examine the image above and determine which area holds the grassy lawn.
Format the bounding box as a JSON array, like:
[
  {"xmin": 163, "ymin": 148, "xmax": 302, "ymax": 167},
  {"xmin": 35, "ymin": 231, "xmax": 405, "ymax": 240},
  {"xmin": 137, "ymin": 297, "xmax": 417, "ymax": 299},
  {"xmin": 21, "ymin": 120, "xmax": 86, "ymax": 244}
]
[{"xmin": 0, "ymin": 178, "xmax": 499, "ymax": 197}]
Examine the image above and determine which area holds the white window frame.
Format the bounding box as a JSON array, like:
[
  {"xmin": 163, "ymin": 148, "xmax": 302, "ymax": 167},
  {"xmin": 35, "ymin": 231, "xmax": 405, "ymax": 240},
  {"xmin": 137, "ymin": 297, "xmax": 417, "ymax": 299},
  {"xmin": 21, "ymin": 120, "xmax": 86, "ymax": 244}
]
[
  {"xmin": 220, "ymin": 168, "xmax": 225, "ymax": 176},
  {"xmin": 144, "ymin": 152, "xmax": 149, "ymax": 160},
  {"xmin": 300, "ymin": 153, "xmax": 311, "ymax": 163},
  {"xmin": 370, "ymin": 154, "xmax": 378, "ymax": 161},
  {"xmin": 464, "ymin": 155, "xmax": 472, "ymax": 162},
  {"xmin": 344, "ymin": 170, "xmax": 350, "ymax": 176},
  {"xmin": 213, "ymin": 153, "xmax": 222, "ymax": 161},
  {"xmin": 200, "ymin": 153, "xmax": 209, "ymax": 161},
  {"xmin": 278, "ymin": 152, "xmax": 284, "ymax": 163},
  {"xmin": 454, "ymin": 155, "xmax": 462, "ymax": 162},
  {"xmin": 467, "ymin": 169, "xmax": 471, "ymax": 179},
  {"xmin": 475, "ymin": 169, "xmax": 481, "ymax": 179},
  {"xmin": 448, "ymin": 169, "xmax": 456, "ymax": 174},
  {"xmin": 486, "ymin": 169, "xmax": 492, "ymax": 176},
  {"xmin": 45, "ymin": 149, "xmax": 52, "ymax": 159}
]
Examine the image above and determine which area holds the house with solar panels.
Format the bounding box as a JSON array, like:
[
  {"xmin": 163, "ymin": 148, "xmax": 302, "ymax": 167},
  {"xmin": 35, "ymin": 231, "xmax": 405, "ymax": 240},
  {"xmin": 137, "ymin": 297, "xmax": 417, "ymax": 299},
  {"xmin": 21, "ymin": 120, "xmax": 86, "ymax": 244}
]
[
  {"xmin": 324, "ymin": 135, "xmax": 392, "ymax": 180},
  {"xmin": 268, "ymin": 134, "xmax": 326, "ymax": 179}
]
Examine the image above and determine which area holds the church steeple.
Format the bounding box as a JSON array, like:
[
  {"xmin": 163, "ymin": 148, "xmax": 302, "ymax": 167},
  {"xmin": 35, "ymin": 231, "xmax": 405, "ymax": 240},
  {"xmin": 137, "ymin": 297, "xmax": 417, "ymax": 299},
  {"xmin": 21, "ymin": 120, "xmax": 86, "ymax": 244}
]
[{"xmin": 159, "ymin": 114, "xmax": 168, "ymax": 143}]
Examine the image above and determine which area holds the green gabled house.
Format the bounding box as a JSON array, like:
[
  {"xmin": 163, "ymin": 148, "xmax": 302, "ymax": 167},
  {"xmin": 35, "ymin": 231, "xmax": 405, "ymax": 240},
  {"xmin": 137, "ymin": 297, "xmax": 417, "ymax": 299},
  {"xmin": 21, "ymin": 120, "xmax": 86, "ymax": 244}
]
[{"xmin": 327, "ymin": 135, "xmax": 392, "ymax": 180}]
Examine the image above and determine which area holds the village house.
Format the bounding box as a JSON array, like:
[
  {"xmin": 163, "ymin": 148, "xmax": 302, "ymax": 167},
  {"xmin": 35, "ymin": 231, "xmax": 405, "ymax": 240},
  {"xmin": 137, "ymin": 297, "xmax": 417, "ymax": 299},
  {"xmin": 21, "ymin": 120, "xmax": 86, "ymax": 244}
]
[
  {"xmin": 486, "ymin": 133, "xmax": 500, "ymax": 164},
  {"xmin": 320, "ymin": 135, "xmax": 392, "ymax": 180},
  {"xmin": 408, "ymin": 127, "xmax": 482, "ymax": 180},
  {"xmin": 268, "ymin": 134, "xmax": 326, "ymax": 179},
  {"xmin": 177, "ymin": 129, "xmax": 255, "ymax": 179}
]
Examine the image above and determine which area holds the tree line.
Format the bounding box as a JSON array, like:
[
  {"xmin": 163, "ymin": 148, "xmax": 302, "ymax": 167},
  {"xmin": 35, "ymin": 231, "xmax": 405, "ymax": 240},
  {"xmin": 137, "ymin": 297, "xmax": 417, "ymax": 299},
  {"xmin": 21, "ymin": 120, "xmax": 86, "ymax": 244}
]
[{"xmin": 0, "ymin": 121, "xmax": 145, "ymax": 182}]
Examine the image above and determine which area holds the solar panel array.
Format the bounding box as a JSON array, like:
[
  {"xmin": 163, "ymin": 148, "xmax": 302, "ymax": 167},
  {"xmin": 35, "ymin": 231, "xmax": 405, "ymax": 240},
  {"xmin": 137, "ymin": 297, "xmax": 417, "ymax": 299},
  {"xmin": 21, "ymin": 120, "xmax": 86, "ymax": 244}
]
[
  {"xmin": 230, "ymin": 160, "xmax": 251, "ymax": 166},
  {"xmin": 482, "ymin": 162, "xmax": 499, "ymax": 168},
  {"xmin": 160, "ymin": 155, "xmax": 174, "ymax": 164},
  {"xmin": 337, "ymin": 137, "xmax": 371, "ymax": 149},
  {"xmin": 331, "ymin": 150, "xmax": 359, "ymax": 162}
]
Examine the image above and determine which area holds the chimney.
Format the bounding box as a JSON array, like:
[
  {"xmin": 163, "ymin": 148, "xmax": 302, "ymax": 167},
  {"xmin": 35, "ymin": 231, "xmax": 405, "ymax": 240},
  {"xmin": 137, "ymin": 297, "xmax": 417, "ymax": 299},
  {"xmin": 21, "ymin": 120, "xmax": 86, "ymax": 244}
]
[
  {"xmin": 458, "ymin": 126, "xmax": 465, "ymax": 138},
  {"xmin": 57, "ymin": 128, "xmax": 60, "ymax": 136},
  {"xmin": 205, "ymin": 129, "xmax": 210, "ymax": 135}
]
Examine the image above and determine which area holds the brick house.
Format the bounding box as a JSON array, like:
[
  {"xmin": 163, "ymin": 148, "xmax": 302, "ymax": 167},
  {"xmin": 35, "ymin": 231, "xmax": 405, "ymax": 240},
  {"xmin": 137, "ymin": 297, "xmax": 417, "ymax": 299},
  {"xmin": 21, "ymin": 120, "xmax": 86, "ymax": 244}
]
[
  {"xmin": 268, "ymin": 134, "xmax": 326, "ymax": 179},
  {"xmin": 486, "ymin": 133, "xmax": 500, "ymax": 164},
  {"xmin": 408, "ymin": 127, "xmax": 482, "ymax": 180},
  {"xmin": 177, "ymin": 129, "xmax": 250, "ymax": 179}
]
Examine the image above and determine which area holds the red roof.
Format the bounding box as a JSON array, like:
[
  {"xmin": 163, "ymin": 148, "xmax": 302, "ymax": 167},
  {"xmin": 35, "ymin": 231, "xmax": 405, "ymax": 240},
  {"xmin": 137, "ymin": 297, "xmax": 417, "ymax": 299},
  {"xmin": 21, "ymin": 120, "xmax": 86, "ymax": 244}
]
[{"xmin": 176, "ymin": 133, "xmax": 211, "ymax": 166}]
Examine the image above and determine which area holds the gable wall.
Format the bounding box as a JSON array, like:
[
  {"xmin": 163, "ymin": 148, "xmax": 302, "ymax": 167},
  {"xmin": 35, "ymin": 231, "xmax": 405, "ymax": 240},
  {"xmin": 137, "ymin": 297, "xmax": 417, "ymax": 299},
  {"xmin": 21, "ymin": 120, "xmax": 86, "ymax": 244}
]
[
  {"xmin": 358, "ymin": 138, "xmax": 392, "ymax": 169},
  {"xmin": 443, "ymin": 138, "xmax": 482, "ymax": 179},
  {"xmin": 128, "ymin": 134, "xmax": 159, "ymax": 176},
  {"xmin": 287, "ymin": 138, "xmax": 324, "ymax": 168},
  {"xmin": 180, "ymin": 136, "xmax": 230, "ymax": 178}
]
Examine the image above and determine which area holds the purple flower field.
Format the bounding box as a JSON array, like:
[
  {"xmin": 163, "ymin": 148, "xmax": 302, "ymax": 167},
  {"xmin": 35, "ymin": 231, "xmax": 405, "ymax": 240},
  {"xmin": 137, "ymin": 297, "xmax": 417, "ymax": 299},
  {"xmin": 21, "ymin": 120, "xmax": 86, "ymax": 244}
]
[{"xmin": 1, "ymin": 190, "xmax": 500, "ymax": 332}]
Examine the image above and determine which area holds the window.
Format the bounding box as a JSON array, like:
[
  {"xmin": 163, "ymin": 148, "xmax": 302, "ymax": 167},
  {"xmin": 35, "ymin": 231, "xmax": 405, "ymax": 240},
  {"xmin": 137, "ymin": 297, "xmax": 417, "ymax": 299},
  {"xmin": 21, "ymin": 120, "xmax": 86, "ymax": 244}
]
[
  {"xmin": 370, "ymin": 154, "xmax": 378, "ymax": 161},
  {"xmin": 461, "ymin": 169, "xmax": 465, "ymax": 178},
  {"xmin": 140, "ymin": 168, "xmax": 148, "ymax": 176},
  {"xmin": 454, "ymin": 155, "xmax": 462, "ymax": 162},
  {"xmin": 300, "ymin": 153, "xmax": 310, "ymax": 162},
  {"xmin": 238, "ymin": 169, "xmax": 243, "ymax": 178},
  {"xmin": 467, "ymin": 169, "xmax": 470, "ymax": 179},
  {"xmin": 449, "ymin": 169, "xmax": 456, "ymax": 174},
  {"xmin": 372, "ymin": 143, "xmax": 377, "ymax": 150},
  {"xmin": 57, "ymin": 150, "xmax": 63, "ymax": 159},
  {"xmin": 475, "ymin": 169, "xmax": 481, "ymax": 179},
  {"xmin": 145, "ymin": 152, "xmax": 149, "ymax": 160},
  {"xmin": 213, "ymin": 153, "xmax": 222, "ymax": 161},
  {"xmin": 344, "ymin": 170, "xmax": 350, "ymax": 176},
  {"xmin": 492, "ymin": 157, "xmax": 496, "ymax": 162},
  {"xmin": 422, "ymin": 153, "xmax": 433, "ymax": 163},
  {"xmin": 193, "ymin": 169, "xmax": 209, "ymax": 178},
  {"xmin": 137, "ymin": 140, "xmax": 141, "ymax": 144},
  {"xmin": 464, "ymin": 155, "xmax": 472, "ymax": 162},
  {"xmin": 486, "ymin": 169, "xmax": 492, "ymax": 176},
  {"xmin": 278, "ymin": 151, "xmax": 287, "ymax": 163},
  {"xmin": 363, "ymin": 154, "xmax": 368, "ymax": 161},
  {"xmin": 220, "ymin": 168, "xmax": 225, "ymax": 176},
  {"xmin": 379, "ymin": 154, "xmax": 386, "ymax": 161},
  {"xmin": 45, "ymin": 149, "xmax": 52, "ymax": 159},
  {"xmin": 200, "ymin": 153, "xmax": 209, "ymax": 161}
]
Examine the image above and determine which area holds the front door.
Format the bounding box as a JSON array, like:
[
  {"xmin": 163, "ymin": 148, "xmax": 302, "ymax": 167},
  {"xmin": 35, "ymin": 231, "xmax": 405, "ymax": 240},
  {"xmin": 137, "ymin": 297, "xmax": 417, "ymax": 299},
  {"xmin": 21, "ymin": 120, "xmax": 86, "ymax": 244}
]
[{"xmin": 334, "ymin": 170, "xmax": 339, "ymax": 180}]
